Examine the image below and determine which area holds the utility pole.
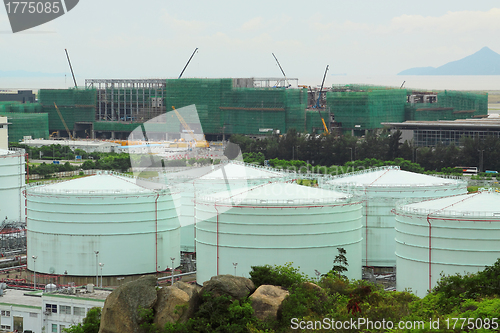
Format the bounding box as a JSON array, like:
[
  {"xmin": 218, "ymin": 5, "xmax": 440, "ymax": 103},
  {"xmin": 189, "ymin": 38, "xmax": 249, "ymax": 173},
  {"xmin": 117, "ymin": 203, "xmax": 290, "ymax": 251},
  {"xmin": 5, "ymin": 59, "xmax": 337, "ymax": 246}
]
[{"xmin": 94, "ymin": 251, "xmax": 99, "ymax": 286}]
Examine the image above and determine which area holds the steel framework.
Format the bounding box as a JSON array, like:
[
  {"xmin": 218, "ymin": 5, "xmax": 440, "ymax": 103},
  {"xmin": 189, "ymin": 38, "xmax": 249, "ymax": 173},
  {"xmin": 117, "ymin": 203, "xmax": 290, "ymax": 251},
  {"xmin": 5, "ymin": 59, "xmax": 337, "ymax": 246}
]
[{"xmin": 85, "ymin": 79, "xmax": 167, "ymax": 123}]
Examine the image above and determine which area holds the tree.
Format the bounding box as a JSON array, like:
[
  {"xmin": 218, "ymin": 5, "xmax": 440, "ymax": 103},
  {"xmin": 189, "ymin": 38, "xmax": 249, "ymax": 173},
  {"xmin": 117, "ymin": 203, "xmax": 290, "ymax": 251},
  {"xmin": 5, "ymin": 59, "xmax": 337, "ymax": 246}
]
[
  {"xmin": 63, "ymin": 307, "xmax": 101, "ymax": 333},
  {"xmin": 325, "ymin": 248, "xmax": 349, "ymax": 279}
]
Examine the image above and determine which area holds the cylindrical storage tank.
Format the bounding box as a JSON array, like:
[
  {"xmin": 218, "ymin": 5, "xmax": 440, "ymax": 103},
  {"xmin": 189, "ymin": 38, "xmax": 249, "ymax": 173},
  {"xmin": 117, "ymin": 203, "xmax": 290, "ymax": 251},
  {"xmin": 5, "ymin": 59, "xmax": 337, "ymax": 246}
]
[
  {"xmin": 195, "ymin": 182, "xmax": 363, "ymax": 284},
  {"xmin": 167, "ymin": 162, "xmax": 287, "ymax": 253},
  {"xmin": 324, "ymin": 166, "xmax": 467, "ymax": 267},
  {"xmin": 26, "ymin": 173, "xmax": 180, "ymax": 278},
  {"xmin": 163, "ymin": 164, "xmax": 223, "ymax": 253},
  {"xmin": 395, "ymin": 189, "xmax": 500, "ymax": 297},
  {"xmin": 0, "ymin": 148, "xmax": 25, "ymax": 222}
]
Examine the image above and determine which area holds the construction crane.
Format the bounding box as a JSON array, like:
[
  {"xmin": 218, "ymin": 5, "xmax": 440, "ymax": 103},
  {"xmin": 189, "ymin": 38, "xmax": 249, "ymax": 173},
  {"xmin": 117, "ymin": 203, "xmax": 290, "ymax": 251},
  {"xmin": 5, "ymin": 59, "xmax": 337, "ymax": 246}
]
[
  {"xmin": 171, "ymin": 106, "xmax": 209, "ymax": 148},
  {"xmin": 272, "ymin": 53, "xmax": 291, "ymax": 88},
  {"xmin": 65, "ymin": 49, "xmax": 78, "ymax": 88},
  {"xmin": 53, "ymin": 102, "xmax": 73, "ymax": 140},
  {"xmin": 178, "ymin": 48, "xmax": 198, "ymax": 79},
  {"xmin": 313, "ymin": 65, "xmax": 330, "ymax": 135}
]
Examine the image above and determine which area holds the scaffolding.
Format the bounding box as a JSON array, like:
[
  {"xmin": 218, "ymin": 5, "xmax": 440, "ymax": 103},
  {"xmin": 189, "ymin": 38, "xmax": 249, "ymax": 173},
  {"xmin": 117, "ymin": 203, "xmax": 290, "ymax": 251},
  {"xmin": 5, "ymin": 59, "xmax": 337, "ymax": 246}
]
[
  {"xmin": 327, "ymin": 85, "xmax": 407, "ymax": 130},
  {"xmin": 0, "ymin": 101, "xmax": 42, "ymax": 113},
  {"xmin": 405, "ymin": 90, "xmax": 488, "ymax": 121},
  {"xmin": 86, "ymin": 79, "xmax": 166, "ymax": 122},
  {"xmin": 164, "ymin": 78, "xmax": 231, "ymax": 135},
  {"xmin": 436, "ymin": 90, "xmax": 488, "ymax": 116},
  {"xmin": 0, "ymin": 112, "xmax": 49, "ymax": 142},
  {"xmin": 162, "ymin": 79, "xmax": 307, "ymax": 136},
  {"xmin": 38, "ymin": 89, "xmax": 96, "ymax": 133}
]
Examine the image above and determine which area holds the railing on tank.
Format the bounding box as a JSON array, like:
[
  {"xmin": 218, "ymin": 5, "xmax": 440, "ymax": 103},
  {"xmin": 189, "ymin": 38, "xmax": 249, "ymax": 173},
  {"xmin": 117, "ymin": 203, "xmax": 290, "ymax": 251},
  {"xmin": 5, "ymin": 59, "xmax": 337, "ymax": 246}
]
[
  {"xmin": 26, "ymin": 170, "xmax": 172, "ymax": 195},
  {"xmin": 394, "ymin": 189, "xmax": 500, "ymax": 218},
  {"xmin": 0, "ymin": 147, "xmax": 25, "ymax": 158},
  {"xmin": 196, "ymin": 195, "xmax": 357, "ymax": 206}
]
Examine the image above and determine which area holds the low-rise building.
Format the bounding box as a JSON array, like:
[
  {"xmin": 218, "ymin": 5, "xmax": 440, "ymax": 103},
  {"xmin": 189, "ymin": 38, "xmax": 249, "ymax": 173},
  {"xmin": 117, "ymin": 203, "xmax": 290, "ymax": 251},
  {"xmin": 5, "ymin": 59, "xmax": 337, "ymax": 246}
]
[
  {"xmin": 0, "ymin": 286, "xmax": 110, "ymax": 333},
  {"xmin": 20, "ymin": 138, "xmax": 119, "ymax": 153}
]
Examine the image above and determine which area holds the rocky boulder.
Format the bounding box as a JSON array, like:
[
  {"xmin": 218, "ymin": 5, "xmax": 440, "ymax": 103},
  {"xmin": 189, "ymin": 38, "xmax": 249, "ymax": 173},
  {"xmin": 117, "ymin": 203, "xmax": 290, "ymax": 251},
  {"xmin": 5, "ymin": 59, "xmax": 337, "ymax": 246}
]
[
  {"xmin": 99, "ymin": 275, "xmax": 157, "ymax": 333},
  {"xmin": 302, "ymin": 281, "xmax": 328, "ymax": 302},
  {"xmin": 154, "ymin": 282, "xmax": 201, "ymax": 327},
  {"xmin": 173, "ymin": 281, "xmax": 201, "ymax": 299},
  {"xmin": 250, "ymin": 285, "xmax": 289, "ymax": 321},
  {"xmin": 200, "ymin": 275, "xmax": 255, "ymax": 301}
]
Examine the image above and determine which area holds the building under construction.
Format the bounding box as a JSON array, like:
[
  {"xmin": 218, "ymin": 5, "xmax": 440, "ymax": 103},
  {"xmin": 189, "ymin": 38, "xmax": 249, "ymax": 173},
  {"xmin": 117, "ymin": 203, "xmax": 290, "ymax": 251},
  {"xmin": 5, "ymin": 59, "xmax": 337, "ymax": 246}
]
[
  {"xmin": 326, "ymin": 85, "xmax": 488, "ymax": 135},
  {"xmin": 38, "ymin": 78, "xmax": 314, "ymax": 140},
  {"xmin": 0, "ymin": 79, "xmax": 490, "ymax": 142}
]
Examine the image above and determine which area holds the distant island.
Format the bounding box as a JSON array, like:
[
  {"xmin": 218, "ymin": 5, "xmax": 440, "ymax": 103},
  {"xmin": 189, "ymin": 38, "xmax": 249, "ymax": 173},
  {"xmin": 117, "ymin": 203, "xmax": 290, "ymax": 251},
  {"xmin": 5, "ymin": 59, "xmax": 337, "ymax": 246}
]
[{"xmin": 398, "ymin": 47, "xmax": 500, "ymax": 75}]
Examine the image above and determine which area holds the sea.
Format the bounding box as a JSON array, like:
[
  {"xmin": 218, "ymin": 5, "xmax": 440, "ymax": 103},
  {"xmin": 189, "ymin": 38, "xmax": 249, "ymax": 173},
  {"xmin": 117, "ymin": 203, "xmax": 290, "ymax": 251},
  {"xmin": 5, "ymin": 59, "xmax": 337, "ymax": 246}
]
[{"xmin": 0, "ymin": 75, "xmax": 499, "ymax": 92}]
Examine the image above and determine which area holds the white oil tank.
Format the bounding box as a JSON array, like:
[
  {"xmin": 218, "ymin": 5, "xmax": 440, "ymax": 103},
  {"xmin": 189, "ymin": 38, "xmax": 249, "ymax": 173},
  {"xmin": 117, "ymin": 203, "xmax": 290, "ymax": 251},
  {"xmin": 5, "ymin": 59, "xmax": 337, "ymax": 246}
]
[
  {"xmin": 195, "ymin": 181, "xmax": 362, "ymax": 284},
  {"xmin": 0, "ymin": 148, "xmax": 25, "ymax": 222},
  {"xmin": 26, "ymin": 173, "xmax": 180, "ymax": 277},
  {"xmin": 324, "ymin": 166, "xmax": 467, "ymax": 267},
  {"xmin": 395, "ymin": 189, "xmax": 500, "ymax": 297},
  {"xmin": 168, "ymin": 162, "xmax": 287, "ymax": 253}
]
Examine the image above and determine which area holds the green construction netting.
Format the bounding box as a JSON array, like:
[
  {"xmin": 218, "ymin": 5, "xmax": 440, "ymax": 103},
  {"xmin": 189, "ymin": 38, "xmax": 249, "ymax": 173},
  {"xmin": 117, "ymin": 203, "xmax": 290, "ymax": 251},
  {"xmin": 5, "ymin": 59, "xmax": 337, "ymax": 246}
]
[
  {"xmin": 221, "ymin": 87, "xmax": 288, "ymax": 135},
  {"xmin": 94, "ymin": 121, "xmax": 167, "ymax": 133},
  {"xmin": 305, "ymin": 110, "xmax": 328, "ymax": 134},
  {"xmin": 0, "ymin": 112, "xmax": 49, "ymax": 142},
  {"xmin": 0, "ymin": 101, "xmax": 43, "ymax": 113},
  {"xmin": 437, "ymin": 90, "xmax": 488, "ymax": 116},
  {"xmin": 38, "ymin": 89, "xmax": 96, "ymax": 130},
  {"xmin": 163, "ymin": 79, "xmax": 307, "ymax": 135},
  {"xmin": 164, "ymin": 79, "xmax": 231, "ymax": 134},
  {"xmin": 284, "ymin": 88, "xmax": 308, "ymax": 132},
  {"xmin": 405, "ymin": 91, "xmax": 488, "ymax": 121},
  {"xmin": 327, "ymin": 86, "xmax": 407, "ymax": 130}
]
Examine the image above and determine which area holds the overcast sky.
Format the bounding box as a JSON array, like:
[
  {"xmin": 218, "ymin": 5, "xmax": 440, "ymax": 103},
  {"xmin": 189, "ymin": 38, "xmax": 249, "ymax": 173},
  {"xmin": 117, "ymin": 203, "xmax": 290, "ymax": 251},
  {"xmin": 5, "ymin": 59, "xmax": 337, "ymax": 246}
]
[{"xmin": 1, "ymin": 1, "xmax": 499, "ymax": 87}]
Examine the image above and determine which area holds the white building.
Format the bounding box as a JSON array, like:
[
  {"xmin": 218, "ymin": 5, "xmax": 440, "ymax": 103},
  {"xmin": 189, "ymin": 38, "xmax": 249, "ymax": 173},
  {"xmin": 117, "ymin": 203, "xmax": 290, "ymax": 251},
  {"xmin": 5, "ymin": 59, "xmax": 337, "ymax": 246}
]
[
  {"xmin": 0, "ymin": 117, "xmax": 8, "ymax": 150},
  {"xmin": 0, "ymin": 287, "xmax": 110, "ymax": 333},
  {"xmin": 20, "ymin": 139, "xmax": 119, "ymax": 153}
]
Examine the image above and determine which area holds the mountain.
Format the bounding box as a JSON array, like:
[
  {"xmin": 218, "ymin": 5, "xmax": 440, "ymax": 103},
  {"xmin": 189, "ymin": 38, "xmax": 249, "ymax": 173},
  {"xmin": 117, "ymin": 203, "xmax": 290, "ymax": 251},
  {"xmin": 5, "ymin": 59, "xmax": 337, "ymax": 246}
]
[{"xmin": 398, "ymin": 47, "xmax": 500, "ymax": 75}]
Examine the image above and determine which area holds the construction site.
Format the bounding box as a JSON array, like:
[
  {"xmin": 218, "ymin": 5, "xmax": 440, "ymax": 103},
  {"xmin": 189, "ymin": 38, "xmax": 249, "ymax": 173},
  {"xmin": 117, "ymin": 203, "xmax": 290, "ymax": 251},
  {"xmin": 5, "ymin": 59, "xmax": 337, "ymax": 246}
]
[{"xmin": 0, "ymin": 79, "xmax": 489, "ymax": 143}]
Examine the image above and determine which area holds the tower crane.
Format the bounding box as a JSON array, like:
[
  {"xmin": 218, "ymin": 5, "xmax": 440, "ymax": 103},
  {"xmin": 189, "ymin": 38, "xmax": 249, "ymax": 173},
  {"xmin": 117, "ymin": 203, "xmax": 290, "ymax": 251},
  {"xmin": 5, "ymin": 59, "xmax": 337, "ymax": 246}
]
[{"xmin": 313, "ymin": 65, "xmax": 330, "ymax": 135}]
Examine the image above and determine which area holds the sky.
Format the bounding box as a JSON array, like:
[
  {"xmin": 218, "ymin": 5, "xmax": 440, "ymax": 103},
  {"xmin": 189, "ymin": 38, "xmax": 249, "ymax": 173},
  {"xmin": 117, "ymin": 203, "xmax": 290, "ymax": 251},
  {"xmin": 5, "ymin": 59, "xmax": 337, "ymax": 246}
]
[{"xmin": 1, "ymin": 0, "xmax": 500, "ymax": 88}]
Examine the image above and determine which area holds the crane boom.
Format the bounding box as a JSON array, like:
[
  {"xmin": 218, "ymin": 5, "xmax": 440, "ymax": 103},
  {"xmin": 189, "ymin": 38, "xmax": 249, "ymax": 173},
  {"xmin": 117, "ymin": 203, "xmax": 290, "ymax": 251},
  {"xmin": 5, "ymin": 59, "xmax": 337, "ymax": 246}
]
[
  {"xmin": 65, "ymin": 49, "xmax": 77, "ymax": 88},
  {"xmin": 54, "ymin": 102, "xmax": 73, "ymax": 140},
  {"xmin": 271, "ymin": 53, "xmax": 290, "ymax": 88},
  {"xmin": 313, "ymin": 65, "xmax": 330, "ymax": 135},
  {"xmin": 171, "ymin": 106, "xmax": 209, "ymax": 148},
  {"xmin": 178, "ymin": 48, "xmax": 198, "ymax": 79}
]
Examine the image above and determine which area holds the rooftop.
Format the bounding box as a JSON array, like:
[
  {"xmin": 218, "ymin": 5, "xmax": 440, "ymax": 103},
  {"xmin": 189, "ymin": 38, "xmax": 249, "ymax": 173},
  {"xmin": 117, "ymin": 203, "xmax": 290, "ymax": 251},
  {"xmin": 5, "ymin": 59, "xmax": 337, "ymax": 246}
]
[
  {"xmin": 198, "ymin": 162, "xmax": 284, "ymax": 181},
  {"xmin": 198, "ymin": 181, "xmax": 352, "ymax": 206},
  {"xmin": 327, "ymin": 166, "xmax": 464, "ymax": 188},
  {"xmin": 0, "ymin": 289, "xmax": 41, "ymax": 308},
  {"xmin": 21, "ymin": 139, "xmax": 118, "ymax": 147},
  {"xmin": 383, "ymin": 117, "xmax": 500, "ymax": 129},
  {"xmin": 27, "ymin": 173, "xmax": 169, "ymax": 194},
  {"xmin": 397, "ymin": 189, "xmax": 500, "ymax": 217}
]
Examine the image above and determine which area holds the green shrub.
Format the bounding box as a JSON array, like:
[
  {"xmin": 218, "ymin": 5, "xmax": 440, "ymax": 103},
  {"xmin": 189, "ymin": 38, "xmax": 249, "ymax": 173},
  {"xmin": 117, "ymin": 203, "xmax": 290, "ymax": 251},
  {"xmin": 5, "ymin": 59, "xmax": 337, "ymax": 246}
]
[{"xmin": 249, "ymin": 263, "xmax": 308, "ymax": 289}]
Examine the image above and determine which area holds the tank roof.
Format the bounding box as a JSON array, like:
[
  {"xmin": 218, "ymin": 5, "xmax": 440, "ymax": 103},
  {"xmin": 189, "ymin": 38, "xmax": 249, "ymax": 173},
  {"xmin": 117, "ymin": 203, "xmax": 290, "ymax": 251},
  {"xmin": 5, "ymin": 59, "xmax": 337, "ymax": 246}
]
[
  {"xmin": 398, "ymin": 189, "xmax": 500, "ymax": 217},
  {"xmin": 198, "ymin": 162, "xmax": 284, "ymax": 180},
  {"xmin": 198, "ymin": 181, "xmax": 351, "ymax": 206},
  {"xmin": 328, "ymin": 166, "xmax": 463, "ymax": 188},
  {"xmin": 0, "ymin": 149, "xmax": 23, "ymax": 156},
  {"xmin": 28, "ymin": 173, "xmax": 166, "ymax": 194}
]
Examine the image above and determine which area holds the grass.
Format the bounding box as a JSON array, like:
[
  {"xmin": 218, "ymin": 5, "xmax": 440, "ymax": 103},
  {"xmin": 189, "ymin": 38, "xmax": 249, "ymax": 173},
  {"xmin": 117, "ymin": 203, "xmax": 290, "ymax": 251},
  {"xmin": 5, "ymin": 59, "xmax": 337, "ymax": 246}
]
[
  {"xmin": 468, "ymin": 186, "xmax": 479, "ymax": 193},
  {"xmin": 124, "ymin": 171, "xmax": 159, "ymax": 178}
]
